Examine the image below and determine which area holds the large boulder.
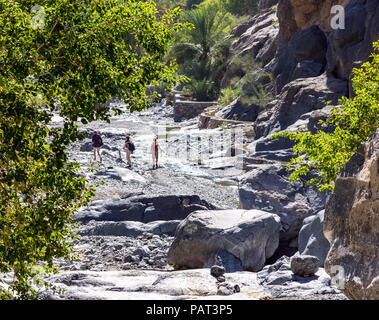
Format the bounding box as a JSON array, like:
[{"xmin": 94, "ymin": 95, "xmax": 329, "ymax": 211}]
[
  {"xmin": 239, "ymin": 164, "xmax": 328, "ymax": 244},
  {"xmin": 298, "ymin": 210, "xmax": 330, "ymax": 266},
  {"xmin": 324, "ymin": 129, "xmax": 379, "ymax": 300},
  {"xmin": 75, "ymin": 194, "xmax": 216, "ymax": 223},
  {"xmin": 167, "ymin": 209, "xmax": 281, "ymax": 272}
]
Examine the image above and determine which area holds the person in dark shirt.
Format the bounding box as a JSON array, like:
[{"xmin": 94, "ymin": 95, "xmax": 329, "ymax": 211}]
[
  {"xmin": 122, "ymin": 134, "xmax": 134, "ymax": 167},
  {"xmin": 92, "ymin": 131, "xmax": 103, "ymax": 162}
]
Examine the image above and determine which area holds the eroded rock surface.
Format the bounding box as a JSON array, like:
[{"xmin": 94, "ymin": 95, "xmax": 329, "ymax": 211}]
[{"xmin": 324, "ymin": 129, "xmax": 379, "ymax": 300}]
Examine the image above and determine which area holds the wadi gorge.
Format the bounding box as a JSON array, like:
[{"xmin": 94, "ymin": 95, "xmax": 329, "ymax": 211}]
[{"xmin": 28, "ymin": 0, "xmax": 378, "ymax": 300}]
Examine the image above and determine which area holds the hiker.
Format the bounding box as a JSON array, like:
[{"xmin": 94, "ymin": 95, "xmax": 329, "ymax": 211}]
[
  {"xmin": 151, "ymin": 136, "xmax": 160, "ymax": 169},
  {"xmin": 122, "ymin": 134, "xmax": 135, "ymax": 167},
  {"xmin": 92, "ymin": 131, "xmax": 103, "ymax": 162}
]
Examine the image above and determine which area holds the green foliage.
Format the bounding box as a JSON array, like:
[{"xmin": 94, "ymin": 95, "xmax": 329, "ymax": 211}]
[
  {"xmin": 218, "ymin": 86, "xmax": 241, "ymax": 107},
  {"xmin": 0, "ymin": 0, "xmax": 186, "ymax": 299},
  {"xmin": 273, "ymin": 41, "xmax": 379, "ymax": 192},
  {"xmin": 181, "ymin": 4, "xmax": 232, "ymax": 60},
  {"xmin": 156, "ymin": 0, "xmax": 186, "ymax": 10},
  {"xmin": 227, "ymin": 56, "xmax": 274, "ymax": 108}
]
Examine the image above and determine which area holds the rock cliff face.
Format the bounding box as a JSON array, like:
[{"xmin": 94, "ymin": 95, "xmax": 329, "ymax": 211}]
[
  {"xmin": 277, "ymin": 0, "xmax": 378, "ymax": 91},
  {"xmin": 324, "ymin": 130, "xmax": 379, "ymax": 300}
]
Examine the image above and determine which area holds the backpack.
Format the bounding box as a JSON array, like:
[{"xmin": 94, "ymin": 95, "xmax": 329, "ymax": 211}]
[{"xmin": 128, "ymin": 142, "xmax": 135, "ymax": 152}]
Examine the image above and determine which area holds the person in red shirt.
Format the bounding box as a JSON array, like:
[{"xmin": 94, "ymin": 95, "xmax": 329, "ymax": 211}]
[{"xmin": 92, "ymin": 131, "xmax": 103, "ymax": 162}]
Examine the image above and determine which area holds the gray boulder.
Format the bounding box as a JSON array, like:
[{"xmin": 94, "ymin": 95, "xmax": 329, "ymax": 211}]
[
  {"xmin": 239, "ymin": 164, "xmax": 328, "ymax": 244},
  {"xmin": 298, "ymin": 210, "xmax": 330, "ymax": 266},
  {"xmin": 290, "ymin": 254, "xmax": 320, "ymax": 277},
  {"xmin": 167, "ymin": 209, "xmax": 281, "ymax": 272},
  {"xmin": 75, "ymin": 194, "xmax": 216, "ymax": 223},
  {"xmin": 324, "ymin": 129, "xmax": 379, "ymax": 300},
  {"xmin": 78, "ymin": 220, "xmax": 181, "ymax": 237}
]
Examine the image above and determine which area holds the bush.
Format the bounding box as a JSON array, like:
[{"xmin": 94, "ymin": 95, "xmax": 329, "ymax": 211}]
[{"xmin": 218, "ymin": 86, "xmax": 241, "ymax": 107}]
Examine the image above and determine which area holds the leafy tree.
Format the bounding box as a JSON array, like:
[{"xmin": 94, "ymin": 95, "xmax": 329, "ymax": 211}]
[
  {"xmin": 273, "ymin": 41, "xmax": 379, "ymax": 192},
  {"xmin": 0, "ymin": 0, "xmax": 186, "ymax": 299}
]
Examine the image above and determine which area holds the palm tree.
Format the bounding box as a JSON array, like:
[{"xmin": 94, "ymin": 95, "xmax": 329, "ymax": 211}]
[
  {"xmin": 170, "ymin": 5, "xmax": 231, "ymax": 63},
  {"xmin": 168, "ymin": 5, "xmax": 232, "ymax": 100}
]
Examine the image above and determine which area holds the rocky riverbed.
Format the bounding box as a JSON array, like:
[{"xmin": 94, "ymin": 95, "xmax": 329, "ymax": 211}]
[{"xmin": 30, "ymin": 100, "xmax": 348, "ymax": 300}]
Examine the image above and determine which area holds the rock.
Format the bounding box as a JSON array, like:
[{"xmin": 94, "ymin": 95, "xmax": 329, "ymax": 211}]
[
  {"xmin": 272, "ymin": 25, "xmax": 327, "ymax": 93},
  {"xmin": 215, "ymin": 99, "xmax": 261, "ymax": 122},
  {"xmin": 298, "ymin": 210, "xmax": 330, "ymax": 266},
  {"xmin": 257, "ymin": 256, "xmax": 347, "ymax": 299},
  {"xmin": 277, "ymin": 0, "xmax": 346, "ymax": 43},
  {"xmin": 306, "ymin": 105, "xmax": 334, "ymax": 134},
  {"xmin": 326, "ymin": 0, "xmax": 379, "ymax": 86},
  {"xmin": 230, "ymin": 17, "xmax": 256, "ymax": 38},
  {"xmin": 290, "ymin": 254, "xmax": 320, "ymax": 277},
  {"xmin": 253, "ymin": 73, "xmax": 348, "ymax": 139},
  {"xmin": 78, "ymin": 220, "xmax": 181, "ymax": 237},
  {"xmin": 217, "ymin": 283, "xmax": 236, "ymax": 296},
  {"xmin": 167, "ymin": 209, "xmax": 281, "ymax": 272},
  {"xmin": 173, "ymin": 99, "xmax": 215, "ymax": 122},
  {"xmin": 75, "ymin": 194, "xmax": 216, "ymax": 223},
  {"xmin": 204, "ymin": 249, "xmax": 244, "ymax": 273},
  {"xmin": 132, "ymin": 246, "xmax": 151, "ymax": 258},
  {"xmin": 44, "ymin": 269, "xmax": 266, "ymax": 300},
  {"xmin": 221, "ymin": 8, "xmax": 279, "ymax": 88},
  {"xmin": 123, "ymin": 255, "xmax": 134, "ymax": 263},
  {"xmin": 104, "ymin": 167, "xmax": 147, "ymax": 184},
  {"xmin": 249, "ymin": 135, "xmax": 295, "ymax": 162},
  {"xmin": 239, "ymin": 164, "xmax": 328, "ymax": 244},
  {"xmin": 211, "ymin": 265, "xmax": 225, "ymax": 278},
  {"xmin": 324, "ymin": 129, "xmax": 379, "ymax": 300}
]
